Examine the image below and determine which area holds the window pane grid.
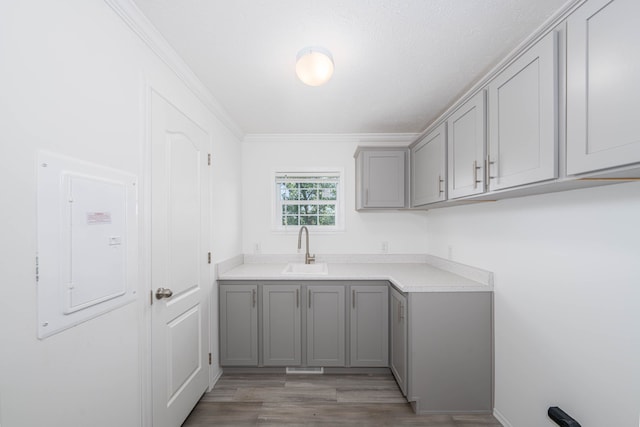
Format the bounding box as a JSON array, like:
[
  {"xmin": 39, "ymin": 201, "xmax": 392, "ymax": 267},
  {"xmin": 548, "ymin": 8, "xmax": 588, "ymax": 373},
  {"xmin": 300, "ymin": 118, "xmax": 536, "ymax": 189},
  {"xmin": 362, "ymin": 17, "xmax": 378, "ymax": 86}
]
[{"xmin": 276, "ymin": 175, "xmax": 340, "ymax": 229}]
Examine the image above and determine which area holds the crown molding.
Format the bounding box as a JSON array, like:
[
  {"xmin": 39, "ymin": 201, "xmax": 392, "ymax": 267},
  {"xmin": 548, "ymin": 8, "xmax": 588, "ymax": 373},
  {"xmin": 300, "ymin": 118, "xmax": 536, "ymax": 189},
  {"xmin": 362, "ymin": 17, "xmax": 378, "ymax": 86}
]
[
  {"xmin": 243, "ymin": 133, "xmax": 420, "ymax": 145},
  {"xmin": 103, "ymin": 0, "xmax": 245, "ymax": 141},
  {"xmin": 416, "ymin": 0, "xmax": 586, "ymax": 141}
]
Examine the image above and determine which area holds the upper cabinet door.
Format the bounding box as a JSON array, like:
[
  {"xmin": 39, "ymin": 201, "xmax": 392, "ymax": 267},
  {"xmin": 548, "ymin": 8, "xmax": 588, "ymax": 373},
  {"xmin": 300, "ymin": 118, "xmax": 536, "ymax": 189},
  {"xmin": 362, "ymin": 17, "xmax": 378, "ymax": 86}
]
[
  {"xmin": 566, "ymin": 0, "xmax": 640, "ymax": 175},
  {"xmin": 447, "ymin": 91, "xmax": 486, "ymax": 199},
  {"xmin": 411, "ymin": 123, "xmax": 447, "ymax": 207},
  {"xmin": 358, "ymin": 149, "xmax": 407, "ymax": 209},
  {"xmin": 488, "ymin": 31, "xmax": 558, "ymax": 191}
]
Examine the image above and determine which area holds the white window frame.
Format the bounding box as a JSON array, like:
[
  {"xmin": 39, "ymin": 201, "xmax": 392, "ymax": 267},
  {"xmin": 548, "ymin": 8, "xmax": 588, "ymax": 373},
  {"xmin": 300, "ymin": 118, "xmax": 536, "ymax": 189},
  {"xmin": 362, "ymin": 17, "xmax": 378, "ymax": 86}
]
[{"xmin": 272, "ymin": 169, "xmax": 345, "ymax": 232}]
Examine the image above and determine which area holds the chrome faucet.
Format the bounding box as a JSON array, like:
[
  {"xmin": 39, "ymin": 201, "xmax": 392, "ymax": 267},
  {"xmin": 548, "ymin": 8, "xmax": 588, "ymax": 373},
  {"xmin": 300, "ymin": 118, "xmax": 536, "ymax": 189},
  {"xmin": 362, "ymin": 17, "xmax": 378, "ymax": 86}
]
[{"xmin": 297, "ymin": 226, "xmax": 315, "ymax": 264}]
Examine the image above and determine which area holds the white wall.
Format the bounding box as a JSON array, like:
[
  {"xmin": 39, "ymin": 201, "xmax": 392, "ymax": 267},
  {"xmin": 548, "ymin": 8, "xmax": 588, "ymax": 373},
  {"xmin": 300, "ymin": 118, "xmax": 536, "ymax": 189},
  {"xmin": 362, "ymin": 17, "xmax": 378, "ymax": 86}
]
[
  {"xmin": 425, "ymin": 182, "xmax": 640, "ymax": 427},
  {"xmin": 0, "ymin": 1, "xmax": 242, "ymax": 426},
  {"xmin": 242, "ymin": 138, "xmax": 428, "ymax": 255}
]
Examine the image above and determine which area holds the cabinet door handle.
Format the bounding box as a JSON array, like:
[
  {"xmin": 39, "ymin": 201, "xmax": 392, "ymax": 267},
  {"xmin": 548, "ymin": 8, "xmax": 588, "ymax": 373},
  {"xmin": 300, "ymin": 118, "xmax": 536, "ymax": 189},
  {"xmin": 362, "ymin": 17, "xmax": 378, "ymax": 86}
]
[
  {"xmin": 486, "ymin": 158, "xmax": 496, "ymax": 182},
  {"xmin": 400, "ymin": 303, "xmax": 404, "ymax": 321},
  {"xmin": 252, "ymin": 289, "xmax": 256, "ymax": 308},
  {"xmin": 296, "ymin": 288, "xmax": 299, "ymax": 308},
  {"xmin": 398, "ymin": 301, "xmax": 401, "ymax": 322},
  {"xmin": 473, "ymin": 160, "xmax": 482, "ymax": 189},
  {"xmin": 352, "ymin": 289, "xmax": 356, "ymax": 309},
  {"xmin": 366, "ymin": 189, "xmax": 369, "ymax": 205},
  {"xmin": 438, "ymin": 175, "xmax": 444, "ymax": 194},
  {"xmin": 308, "ymin": 289, "xmax": 311, "ymax": 308}
]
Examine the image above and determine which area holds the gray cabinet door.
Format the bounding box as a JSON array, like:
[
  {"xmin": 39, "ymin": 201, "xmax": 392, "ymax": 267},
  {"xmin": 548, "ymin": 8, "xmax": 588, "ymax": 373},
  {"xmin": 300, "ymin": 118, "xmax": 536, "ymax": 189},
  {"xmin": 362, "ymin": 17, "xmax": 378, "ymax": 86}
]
[
  {"xmin": 358, "ymin": 149, "xmax": 407, "ymax": 208},
  {"xmin": 411, "ymin": 123, "xmax": 447, "ymax": 207},
  {"xmin": 488, "ymin": 31, "xmax": 557, "ymax": 190},
  {"xmin": 219, "ymin": 284, "xmax": 258, "ymax": 366},
  {"xmin": 389, "ymin": 287, "xmax": 407, "ymax": 396},
  {"xmin": 263, "ymin": 284, "xmax": 301, "ymax": 366},
  {"xmin": 350, "ymin": 285, "xmax": 389, "ymax": 367},
  {"xmin": 447, "ymin": 91, "xmax": 486, "ymax": 199},
  {"xmin": 566, "ymin": 0, "xmax": 640, "ymax": 175},
  {"xmin": 408, "ymin": 292, "xmax": 493, "ymax": 414},
  {"xmin": 307, "ymin": 285, "xmax": 346, "ymax": 367}
]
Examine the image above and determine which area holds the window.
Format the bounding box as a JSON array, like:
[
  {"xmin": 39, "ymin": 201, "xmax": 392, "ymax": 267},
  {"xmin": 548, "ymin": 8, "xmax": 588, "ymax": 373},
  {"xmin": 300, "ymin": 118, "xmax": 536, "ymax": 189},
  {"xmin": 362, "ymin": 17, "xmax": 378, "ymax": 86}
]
[{"xmin": 274, "ymin": 171, "xmax": 343, "ymax": 231}]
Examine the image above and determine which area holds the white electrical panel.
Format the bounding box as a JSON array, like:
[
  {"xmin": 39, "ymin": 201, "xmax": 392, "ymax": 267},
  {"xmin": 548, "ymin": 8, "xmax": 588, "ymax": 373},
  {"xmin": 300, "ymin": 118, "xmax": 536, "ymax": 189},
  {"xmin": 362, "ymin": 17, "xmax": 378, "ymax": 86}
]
[{"xmin": 37, "ymin": 152, "xmax": 137, "ymax": 339}]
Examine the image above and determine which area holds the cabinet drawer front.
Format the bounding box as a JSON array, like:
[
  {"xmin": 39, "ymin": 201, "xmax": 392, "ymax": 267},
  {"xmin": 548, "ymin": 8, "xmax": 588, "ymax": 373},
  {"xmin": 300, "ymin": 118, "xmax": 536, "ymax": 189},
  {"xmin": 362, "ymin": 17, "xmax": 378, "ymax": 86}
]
[{"xmin": 567, "ymin": 0, "xmax": 640, "ymax": 175}]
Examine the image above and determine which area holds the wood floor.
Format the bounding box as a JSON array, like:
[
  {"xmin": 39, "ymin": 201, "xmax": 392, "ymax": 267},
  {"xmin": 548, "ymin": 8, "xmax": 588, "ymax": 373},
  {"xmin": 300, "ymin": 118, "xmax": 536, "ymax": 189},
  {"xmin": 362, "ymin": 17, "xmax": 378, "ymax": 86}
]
[{"xmin": 182, "ymin": 373, "xmax": 502, "ymax": 426}]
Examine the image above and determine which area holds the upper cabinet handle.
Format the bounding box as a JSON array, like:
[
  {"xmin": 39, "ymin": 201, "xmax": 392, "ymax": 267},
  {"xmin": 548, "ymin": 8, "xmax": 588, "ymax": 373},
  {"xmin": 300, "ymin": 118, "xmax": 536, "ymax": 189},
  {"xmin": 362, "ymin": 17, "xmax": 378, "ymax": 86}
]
[{"xmin": 473, "ymin": 160, "xmax": 482, "ymax": 189}]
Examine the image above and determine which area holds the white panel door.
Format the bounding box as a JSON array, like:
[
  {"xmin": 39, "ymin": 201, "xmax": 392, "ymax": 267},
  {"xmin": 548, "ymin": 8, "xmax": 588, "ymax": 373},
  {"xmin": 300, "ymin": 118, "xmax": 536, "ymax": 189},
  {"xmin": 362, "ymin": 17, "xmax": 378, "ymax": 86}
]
[
  {"xmin": 488, "ymin": 31, "xmax": 558, "ymax": 190},
  {"xmin": 566, "ymin": 0, "xmax": 640, "ymax": 174},
  {"xmin": 151, "ymin": 92, "xmax": 210, "ymax": 427}
]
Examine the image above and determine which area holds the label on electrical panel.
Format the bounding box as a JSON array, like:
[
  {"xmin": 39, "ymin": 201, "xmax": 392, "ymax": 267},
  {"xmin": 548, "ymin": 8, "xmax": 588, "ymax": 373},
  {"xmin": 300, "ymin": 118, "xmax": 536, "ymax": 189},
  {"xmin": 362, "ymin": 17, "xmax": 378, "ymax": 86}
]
[{"xmin": 86, "ymin": 212, "xmax": 112, "ymax": 225}]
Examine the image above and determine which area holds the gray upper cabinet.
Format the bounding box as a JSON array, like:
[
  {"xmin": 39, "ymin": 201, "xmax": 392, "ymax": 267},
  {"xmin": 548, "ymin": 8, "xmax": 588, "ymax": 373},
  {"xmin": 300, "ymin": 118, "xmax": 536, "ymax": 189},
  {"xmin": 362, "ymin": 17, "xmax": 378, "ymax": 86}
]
[
  {"xmin": 355, "ymin": 147, "xmax": 408, "ymax": 209},
  {"xmin": 488, "ymin": 31, "xmax": 558, "ymax": 190},
  {"xmin": 566, "ymin": 0, "xmax": 640, "ymax": 175},
  {"xmin": 447, "ymin": 91, "xmax": 487, "ymax": 199},
  {"xmin": 262, "ymin": 284, "xmax": 301, "ymax": 366},
  {"xmin": 411, "ymin": 123, "xmax": 447, "ymax": 207},
  {"xmin": 350, "ymin": 285, "xmax": 388, "ymax": 367},
  {"xmin": 389, "ymin": 287, "xmax": 408, "ymax": 396},
  {"xmin": 219, "ymin": 284, "xmax": 258, "ymax": 366},
  {"xmin": 306, "ymin": 285, "xmax": 346, "ymax": 367}
]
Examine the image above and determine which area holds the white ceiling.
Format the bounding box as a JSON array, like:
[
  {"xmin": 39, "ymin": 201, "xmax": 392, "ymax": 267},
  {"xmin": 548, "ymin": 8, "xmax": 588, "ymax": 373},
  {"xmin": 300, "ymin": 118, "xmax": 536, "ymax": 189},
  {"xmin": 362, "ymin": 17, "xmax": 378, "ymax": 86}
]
[{"xmin": 133, "ymin": 0, "xmax": 569, "ymax": 136}]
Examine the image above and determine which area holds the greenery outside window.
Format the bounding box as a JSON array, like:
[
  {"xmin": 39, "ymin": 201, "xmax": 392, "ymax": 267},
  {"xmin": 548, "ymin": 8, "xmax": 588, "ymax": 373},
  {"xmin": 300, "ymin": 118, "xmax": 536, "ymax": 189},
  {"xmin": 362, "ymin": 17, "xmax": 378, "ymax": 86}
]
[{"xmin": 274, "ymin": 171, "xmax": 343, "ymax": 231}]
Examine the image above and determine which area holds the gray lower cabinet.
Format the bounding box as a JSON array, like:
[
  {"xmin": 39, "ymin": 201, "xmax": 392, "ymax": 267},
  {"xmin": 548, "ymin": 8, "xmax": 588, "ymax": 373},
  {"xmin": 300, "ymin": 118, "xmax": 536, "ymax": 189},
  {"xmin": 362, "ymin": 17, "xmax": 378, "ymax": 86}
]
[
  {"xmin": 350, "ymin": 285, "xmax": 389, "ymax": 367},
  {"xmin": 262, "ymin": 284, "xmax": 301, "ymax": 366},
  {"xmin": 306, "ymin": 285, "xmax": 345, "ymax": 367},
  {"xmin": 219, "ymin": 280, "xmax": 492, "ymax": 415},
  {"xmin": 389, "ymin": 287, "xmax": 408, "ymax": 396},
  {"xmin": 407, "ymin": 292, "xmax": 493, "ymax": 414},
  {"xmin": 219, "ymin": 284, "xmax": 258, "ymax": 366}
]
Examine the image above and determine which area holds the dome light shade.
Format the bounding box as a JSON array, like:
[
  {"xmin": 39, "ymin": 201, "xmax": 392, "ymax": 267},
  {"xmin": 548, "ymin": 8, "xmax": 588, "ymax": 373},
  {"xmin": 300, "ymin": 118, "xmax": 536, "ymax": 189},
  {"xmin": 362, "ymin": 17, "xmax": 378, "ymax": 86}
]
[{"xmin": 296, "ymin": 46, "xmax": 334, "ymax": 86}]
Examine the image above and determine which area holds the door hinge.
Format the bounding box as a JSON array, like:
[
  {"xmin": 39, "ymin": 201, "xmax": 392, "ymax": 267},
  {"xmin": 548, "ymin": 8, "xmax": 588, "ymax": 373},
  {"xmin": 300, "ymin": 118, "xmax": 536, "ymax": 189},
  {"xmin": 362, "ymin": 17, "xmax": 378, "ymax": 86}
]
[
  {"xmin": 208, "ymin": 252, "xmax": 211, "ymax": 264},
  {"xmin": 208, "ymin": 353, "xmax": 212, "ymax": 365},
  {"xmin": 150, "ymin": 290, "xmax": 153, "ymax": 306},
  {"xmin": 207, "ymin": 153, "xmax": 211, "ymax": 166}
]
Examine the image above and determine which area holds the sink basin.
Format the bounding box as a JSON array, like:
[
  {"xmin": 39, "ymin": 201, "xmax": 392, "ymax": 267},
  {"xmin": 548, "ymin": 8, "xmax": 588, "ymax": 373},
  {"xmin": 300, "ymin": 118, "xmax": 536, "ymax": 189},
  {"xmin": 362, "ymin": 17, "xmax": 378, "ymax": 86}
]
[{"xmin": 282, "ymin": 262, "xmax": 329, "ymax": 275}]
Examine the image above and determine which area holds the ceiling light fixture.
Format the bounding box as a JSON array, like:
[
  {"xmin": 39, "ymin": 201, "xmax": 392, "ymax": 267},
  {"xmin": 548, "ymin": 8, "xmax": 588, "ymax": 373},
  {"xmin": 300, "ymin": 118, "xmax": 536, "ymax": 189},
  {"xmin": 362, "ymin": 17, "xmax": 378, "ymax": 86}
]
[{"xmin": 295, "ymin": 46, "xmax": 334, "ymax": 86}]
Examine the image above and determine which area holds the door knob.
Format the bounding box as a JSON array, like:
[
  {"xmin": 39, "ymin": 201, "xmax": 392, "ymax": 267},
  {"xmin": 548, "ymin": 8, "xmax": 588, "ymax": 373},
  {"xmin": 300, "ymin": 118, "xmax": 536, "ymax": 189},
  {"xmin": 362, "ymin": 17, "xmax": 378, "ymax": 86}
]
[{"xmin": 155, "ymin": 287, "xmax": 173, "ymax": 300}]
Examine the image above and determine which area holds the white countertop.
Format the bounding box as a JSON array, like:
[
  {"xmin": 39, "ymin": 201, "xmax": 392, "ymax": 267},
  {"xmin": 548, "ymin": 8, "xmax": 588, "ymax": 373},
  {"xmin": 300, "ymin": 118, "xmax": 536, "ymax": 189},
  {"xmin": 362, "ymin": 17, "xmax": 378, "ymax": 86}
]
[{"xmin": 217, "ymin": 254, "xmax": 493, "ymax": 293}]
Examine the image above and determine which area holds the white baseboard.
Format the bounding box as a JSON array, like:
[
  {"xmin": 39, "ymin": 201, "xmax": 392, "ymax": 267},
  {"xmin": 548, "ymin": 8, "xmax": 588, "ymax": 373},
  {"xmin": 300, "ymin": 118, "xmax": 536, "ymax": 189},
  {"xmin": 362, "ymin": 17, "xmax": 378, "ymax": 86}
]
[
  {"xmin": 209, "ymin": 368, "xmax": 223, "ymax": 391},
  {"xmin": 493, "ymin": 408, "xmax": 513, "ymax": 427}
]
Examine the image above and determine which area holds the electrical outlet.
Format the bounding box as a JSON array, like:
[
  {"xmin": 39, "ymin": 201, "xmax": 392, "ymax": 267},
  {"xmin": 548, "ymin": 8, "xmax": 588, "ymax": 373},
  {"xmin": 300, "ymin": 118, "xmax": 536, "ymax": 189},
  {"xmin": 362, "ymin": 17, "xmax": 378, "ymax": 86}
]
[
  {"xmin": 254, "ymin": 243, "xmax": 261, "ymax": 254},
  {"xmin": 381, "ymin": 241, "xmax": 389, "ymax": 253}
]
